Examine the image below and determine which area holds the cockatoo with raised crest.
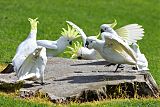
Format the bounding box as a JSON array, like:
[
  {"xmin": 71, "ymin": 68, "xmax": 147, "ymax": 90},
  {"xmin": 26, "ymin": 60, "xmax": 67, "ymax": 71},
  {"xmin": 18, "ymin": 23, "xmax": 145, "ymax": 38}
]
[
  {"xmin": 37, "ymin": 24, "xmax": 80, "ymax": 57},
  {"xmin": 98, "ymin": 20, "xmax": 145, "ymax": 71},
  {"xmin": 65, "ymin": 41, "xmax": 98, "ymax": 60},
  {"xmin": 66, "ymin": 21, "xmax": 102, "ymax": 60},
  {"xmin": 12, "ymin": 18, "xmax": 38, "ymax": 73}
]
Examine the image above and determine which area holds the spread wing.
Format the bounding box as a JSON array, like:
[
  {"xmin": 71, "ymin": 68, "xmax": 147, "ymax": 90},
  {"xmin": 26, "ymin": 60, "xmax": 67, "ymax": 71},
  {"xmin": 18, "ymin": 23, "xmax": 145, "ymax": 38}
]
[
  {"xmin": 37, "ymin": 40, "xmax": 58, "ymax": 49},
  {"xmin": 115, "ymin": 24, "xmax": 144, "ymax": 45},
  {"xmin": 104, "ymin": 33, "xmax": 137, "ymax": 62},
  {"xmin": 66, "ymin": 21, "xmax": 87, "ymax": 47},
  {"xmin": 17, "ymin": 47, "xmax": 47, "ymax": 81}
]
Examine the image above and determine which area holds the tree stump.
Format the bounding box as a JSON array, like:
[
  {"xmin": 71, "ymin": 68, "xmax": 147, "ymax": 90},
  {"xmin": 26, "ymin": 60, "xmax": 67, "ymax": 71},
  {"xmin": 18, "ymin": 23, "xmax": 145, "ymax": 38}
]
[{"xmin": 0, "ymin": 57, "xmax": 159, "ymax": 103}]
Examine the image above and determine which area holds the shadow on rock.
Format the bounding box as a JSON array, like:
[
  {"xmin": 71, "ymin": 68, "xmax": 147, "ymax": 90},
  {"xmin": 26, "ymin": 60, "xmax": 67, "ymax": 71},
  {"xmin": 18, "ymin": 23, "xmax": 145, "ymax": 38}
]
[{"xmin": 54, "ymin": 75, "xmax": 136, "ymax": 84}]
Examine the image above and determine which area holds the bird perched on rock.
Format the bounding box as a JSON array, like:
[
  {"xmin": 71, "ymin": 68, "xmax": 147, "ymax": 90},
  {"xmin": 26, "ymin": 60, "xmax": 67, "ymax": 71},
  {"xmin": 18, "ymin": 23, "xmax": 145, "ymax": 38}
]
[
  {"xmin": 131, "ymin": 43, "xmax": 149, "ymax": 71},
  {"xmin": 85, "ymin": 32, "xmax": 138, "ymax": 71},
  {"xmin": 37, "ymin": 24, "xmax": 80, "ymax": 57},
  {"xmin": 17, "ymin": 47, "xmax": 47, "ymax": 84},
  {"xmin": 97, "ymin": 20, "xmax": 145, "ymax": 71},
  {"xmin": 12, "ymin": 18, "xmax": 39, "ymax": 73}
]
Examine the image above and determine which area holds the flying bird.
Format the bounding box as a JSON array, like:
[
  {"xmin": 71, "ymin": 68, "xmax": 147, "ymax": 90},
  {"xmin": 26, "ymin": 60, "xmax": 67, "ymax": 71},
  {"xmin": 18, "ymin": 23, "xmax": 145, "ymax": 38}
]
[
  {"xmin": 37, "ymin": 24, "xmax": 80, "ymax": 57},
  {"xmin": 12, "ymin": 18, "xmax": 39, "ymax": 74},
  {"xmin": 17, "ymin": 47, "xmax": 47, "ymax": 84}
]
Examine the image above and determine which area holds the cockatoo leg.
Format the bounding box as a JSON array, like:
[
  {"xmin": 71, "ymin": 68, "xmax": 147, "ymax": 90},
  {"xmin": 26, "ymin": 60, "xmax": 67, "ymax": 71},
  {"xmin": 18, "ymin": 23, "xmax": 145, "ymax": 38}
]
[{"xmin": 114, "ymin": 64, "xmax": 121, "ymax": 72}]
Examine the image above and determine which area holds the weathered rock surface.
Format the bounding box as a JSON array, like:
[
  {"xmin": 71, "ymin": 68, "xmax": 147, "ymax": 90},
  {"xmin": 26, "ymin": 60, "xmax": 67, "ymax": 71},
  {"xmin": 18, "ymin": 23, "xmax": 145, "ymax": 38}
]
[{"xmin": 0, "ymin": 57, "xmax": 159, "ymax": 103}]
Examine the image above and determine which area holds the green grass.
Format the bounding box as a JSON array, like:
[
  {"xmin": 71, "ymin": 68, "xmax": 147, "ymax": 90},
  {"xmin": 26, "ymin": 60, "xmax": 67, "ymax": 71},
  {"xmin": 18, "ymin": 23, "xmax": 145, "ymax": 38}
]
[
  {"xmin": 1, "ymin": 94, "xmax": 160, "ymax": 107},
  {"xmin": 0, "ymin": 0, "xmax": 160, "ymax": 106}
]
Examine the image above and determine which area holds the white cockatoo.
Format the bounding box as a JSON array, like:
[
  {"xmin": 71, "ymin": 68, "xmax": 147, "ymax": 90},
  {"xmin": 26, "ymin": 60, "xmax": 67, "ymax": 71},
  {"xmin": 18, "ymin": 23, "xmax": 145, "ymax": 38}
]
[
  {"xmin": 98, "ymin": 20, "xmax": 145, "ymax": 71},
  {"xmin": 12, "ymin": 18, "xmax": 39, "ymax": 73},
  {"xmin": 65, "ymin": 41, "xmax": 97, "ymax": 60},
  {"xmin": 66, "ymin": 21, "xmax": 102, "ymax": 60},
  {"xmin": 17, "ymin": 47, "xmax": 47, "ymax": 84},
  {"xmin": 131, "ymin": 43, "xmax": 149, "ymax": 71},
  {"xmin": 37, "ymin": 24, "xmax": 80, "ymax": 57},
  {"xmin": 85, "ymin": 32, "xmax": 138, "ymax": 71},
  {"xmin": 100, "ymin": 20, "xmax": 144, "ymax": 45}
]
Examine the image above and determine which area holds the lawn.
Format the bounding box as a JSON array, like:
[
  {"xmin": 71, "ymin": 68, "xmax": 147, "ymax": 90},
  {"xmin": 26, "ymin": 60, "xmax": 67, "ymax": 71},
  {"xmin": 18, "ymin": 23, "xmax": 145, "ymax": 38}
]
[
  {"xmin": 0, "ymin": 0, "xmax": 160, "ymax": 106},
  {"xmin": 1, "ymin": 93, "xmax": 160, "ymax": 107}
]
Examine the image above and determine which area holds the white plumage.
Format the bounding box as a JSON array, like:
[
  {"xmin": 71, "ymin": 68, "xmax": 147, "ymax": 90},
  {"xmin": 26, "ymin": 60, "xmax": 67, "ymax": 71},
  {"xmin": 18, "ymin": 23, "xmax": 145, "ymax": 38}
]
[
  {"xmin": 18, "ymin": 47, "xmax": 47, "ymax": 84},
  {"xmin": 100, "ymin": 20, "xmax": 144, "ymax": 45},
  {"xmin": 85, "ymin": 32, "xmax": 137, "ymax": 66},
  {"xmin": 131, "ymin": 43, "xmax": 149, "ymax": 71},
  {"xmin": 12, "ymin": 18, "xmax": 38, "ymax": 73},
  {"xmin": 66, "ymin": 21, "xmax": 101, "ymax": 60},
  {"xmin": 37, "ymin": 24, "xmax": 80, "ymax": 57}
]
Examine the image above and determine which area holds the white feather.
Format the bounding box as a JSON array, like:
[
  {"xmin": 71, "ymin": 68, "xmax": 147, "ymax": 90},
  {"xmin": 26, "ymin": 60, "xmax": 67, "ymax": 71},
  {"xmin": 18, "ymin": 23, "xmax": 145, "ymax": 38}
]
[
  {"xmin": 66, "ymin": 21, "xmax": 87, "ymax": 47},
  {"xmin": 12, "ymin": 18, "xmax": 38, "ymax": 73},
  {"xmin": 115, "ymin": 24, "xmax": 144, "ymax": 45},
  {"xmin": 18, "ymin": 47, "xmax": 47, "ymax": 83},
  {"xmin": 131, "ymin": 43, "xmax": 149, "ymax": 71}
]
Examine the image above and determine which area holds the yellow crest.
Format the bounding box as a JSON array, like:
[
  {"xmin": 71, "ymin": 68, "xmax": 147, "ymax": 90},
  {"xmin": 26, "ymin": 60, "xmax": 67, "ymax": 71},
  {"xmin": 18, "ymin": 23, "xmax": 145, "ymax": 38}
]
[
  {"xmin": 61, "ymin": 24, "xmax": 81, "ymax": 40},
  {"xmin": 107, "ymin": 19, "xmax": 117, "ymax": 28},
  {"xmin": 65, "ymin": 41, "xmax": 82, "ymax": 59},
  {"xmin": 28, "ymin": 18, "xmax": 39, "ymax": 30}
]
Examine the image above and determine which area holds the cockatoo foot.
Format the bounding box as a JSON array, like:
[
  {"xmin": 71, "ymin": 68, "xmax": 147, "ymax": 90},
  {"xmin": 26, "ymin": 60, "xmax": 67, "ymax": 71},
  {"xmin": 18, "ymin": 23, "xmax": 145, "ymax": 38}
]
[
  {"xmin": 132, "ymin": 66, "xmax": 138, "ymax": 70},
  {"xmin": 114, "ymin": 64, "xmax": 121, "ymax": 73},
  {"xmin": 105, "ymin": 63, "xmax": 116, "ymax": 67}
]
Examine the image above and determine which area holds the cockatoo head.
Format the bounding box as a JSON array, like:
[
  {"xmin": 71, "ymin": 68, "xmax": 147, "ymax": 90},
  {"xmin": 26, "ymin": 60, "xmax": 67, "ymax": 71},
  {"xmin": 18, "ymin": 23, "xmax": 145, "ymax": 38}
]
[
  {"xmin": 100, "ymin": 19, "xmax": 117, "ymax": 33},
  {"xmin": 61, "ymin": 24, "xmax": 80, "ymax": 45},
  {"xmin": 85, "ymin": 36, "xmax": 98, "ymax": 49}
]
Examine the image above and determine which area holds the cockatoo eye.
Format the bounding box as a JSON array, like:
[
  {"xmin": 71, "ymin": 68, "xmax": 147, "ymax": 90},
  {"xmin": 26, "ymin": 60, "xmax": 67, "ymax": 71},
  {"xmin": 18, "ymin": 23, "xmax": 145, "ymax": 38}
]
[{"xmin": 91, "ymin": 41, "xmax": 93, "ymax": 43}]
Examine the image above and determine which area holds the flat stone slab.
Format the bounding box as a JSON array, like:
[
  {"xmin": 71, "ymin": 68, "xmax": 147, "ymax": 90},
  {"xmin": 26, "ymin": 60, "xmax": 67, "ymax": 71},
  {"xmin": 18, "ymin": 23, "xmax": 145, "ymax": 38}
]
[{"xmin": 0, "ymin": 58, "xmax": 159, "ymax": 103}]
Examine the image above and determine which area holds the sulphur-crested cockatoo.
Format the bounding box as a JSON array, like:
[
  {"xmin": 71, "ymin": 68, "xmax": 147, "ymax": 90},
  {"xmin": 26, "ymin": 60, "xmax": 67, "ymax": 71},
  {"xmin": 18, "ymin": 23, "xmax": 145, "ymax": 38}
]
[
  {"xmin": 65, "ymin": 41, "xmax": 97, "ymax": 60},
  {"xmin": 131, "ymin": 43, "xmax": 149, "ymax": 71},
  {"xmin": 66, "ymin": 21, "xmax": 102, "ymax": 60},
  {"xmin": 85, "ymin": 32, "xmax": 138, "ymax": 72},
  {"xmin": 37, "ymin": 24, "xmax": 80, "ymax": 57},
  {"xmin": 17, "ymin": 47, "xmax": 47, "ymax": 84},
  {"xmin": 100, "ymin": 20, "xmax": 144, "ymax": 45},
  {"xmin": 12, "ymin": 18, "xmax": 39, "ymax": 73}
]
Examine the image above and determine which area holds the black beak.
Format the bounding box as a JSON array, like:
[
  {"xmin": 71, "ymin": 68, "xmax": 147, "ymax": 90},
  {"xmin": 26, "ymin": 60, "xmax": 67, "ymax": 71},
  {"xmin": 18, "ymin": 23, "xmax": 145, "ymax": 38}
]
[
  {"xmin": 69, "ymin": 41, "xmax": 72, "ymax": 45},
  {"xmin": 101, "ymin": 29, "xmax": 104, "ymax": 33},
  {"xmin": 85, "ymin": 41, "xmax": 89, "ymax": 48},
  {"xmin": 77, "ymin": 56, "xmax": 82, "ymax": 60}
]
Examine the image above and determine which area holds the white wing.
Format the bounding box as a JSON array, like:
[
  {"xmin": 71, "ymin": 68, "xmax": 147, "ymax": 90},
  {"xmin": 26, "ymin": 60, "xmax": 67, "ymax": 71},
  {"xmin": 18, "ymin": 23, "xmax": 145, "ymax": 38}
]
[
  {"xmin": 37, "ymin": 40, "xmax": 58, "ymax": 49},
  {"xmin": 115, "ymin": 24, "xmax": 144, "ymax": 45},
  {"xmin": 131, "ymin": 43, "xmax": 148, "ymax": 70},
  {"xmin": 103, "ymin": 32, "xmax": 137, "ymax": 63},
  {"xmin": 18, "ymin": 47, "xmax": 47, "ymax": 82},
  {"xmin": 66, "ymin": 21, "xmax": 87, "ymax": 47}
]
